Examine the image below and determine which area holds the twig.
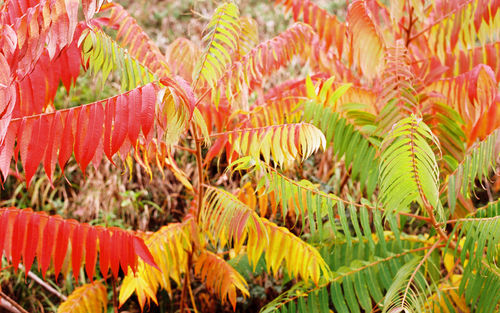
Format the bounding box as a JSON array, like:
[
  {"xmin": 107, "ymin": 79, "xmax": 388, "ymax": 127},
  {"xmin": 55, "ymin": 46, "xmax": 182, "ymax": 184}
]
[
  {"xmin": 338, "ymin": 164, "xmax": 352, "ymax": 193},
  {"xmin": 188, "ymin": 271, "xmax": 199, "ymax": 313},
  {"xmin": 0, "ymin": 299, "xmax": 21, "ymax": 313},
  {"xmin": 405, "ymin": 7, "xmax": 415, "ymax": 46},
  {"xmin": 22, "ymin": 266, "xmax": 67, "ymax": 301},
  {"xmin": 0, "ymin": 290, "xmax": 29, "ymax": 313},
  {"xmin": 408, "ymin": 0, "xmax": 473, "ymax": 42}
]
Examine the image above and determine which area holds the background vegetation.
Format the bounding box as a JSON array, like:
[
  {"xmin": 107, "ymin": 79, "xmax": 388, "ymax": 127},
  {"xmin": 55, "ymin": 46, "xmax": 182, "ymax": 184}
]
[{"xmin": 0, "ymin": 0, "xmax": 499, "ymax": 312}]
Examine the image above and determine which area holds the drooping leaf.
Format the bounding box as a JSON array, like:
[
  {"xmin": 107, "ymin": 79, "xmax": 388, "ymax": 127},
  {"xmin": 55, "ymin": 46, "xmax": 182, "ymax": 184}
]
[
  {"xmin": 57, "ymin": 281, "xmax": 108, "ymax": 313},
  {"xmin": 248, "ymin": 218, "xmax": 332, "ymax": 284},
  {"xmin": 346, "ymin": 0, "xmax": 385, "ymax": 80},
  {"xmin": 275, "ymin": 0, "xmax": 346, "ymax": 57},
  {"xmin": 425, "ymin": 64, "xmax": 500, "ymax": 145},
  {"xmin": 206, "ymin": 123, "xmax": 326, "ymax": 168},
  {"xmin": 0, "ymin": 207, "xmax": 156, "ymax": 281},
  {"xmin": 194, "ymin": 250, "xmax": 249, "ymax": 310},
  {"xmin": 200, "ymin": 187, "xmax": 267, "ymax": 252},
  {"xmin": 0, "ymin": 79, "xmax": 194, "ymax": 184},
  {"xmin": 119, "ymin": 220, "xmax": 194, "ymax": 309}
]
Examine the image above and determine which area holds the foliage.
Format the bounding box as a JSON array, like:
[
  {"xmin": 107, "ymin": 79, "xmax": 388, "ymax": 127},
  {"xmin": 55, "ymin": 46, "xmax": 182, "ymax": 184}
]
[{"xmin": 0, "ymin": 0, "xmax": 499, "ymax": 312}]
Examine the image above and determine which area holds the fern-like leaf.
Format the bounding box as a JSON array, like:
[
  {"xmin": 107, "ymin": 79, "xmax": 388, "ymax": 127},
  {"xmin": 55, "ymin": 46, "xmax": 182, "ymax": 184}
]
[
  {"xmin": 377, "ymin": 40, "xmax": 419, "ymax": 113},
  {"xmin": 194, "ymin": 250, "xmax": 249, "ymax": 310},
  {"xmin": 379, "ymin": 115, "xmax": 441, "ymax": 215},
  {"xmin": 165, "ymin": 38, "xmax": 201, "ymax": 82},
  {"xmin": 446, "ymin": 130, "xmax": 500, "ymax": 212},
  {"xmin": 260, "ymin": 239, "xmax": 439, "ymax": 313},
  {"xmin": 81, "ymin": 27, "xmax": 156, "ymax": 91},
  {"xmin": 99, "ymin": 2, "xmax": 170, "ymax": 78},
  {"xmin": 0, "ymin": 207, "xmax": 156, "ymax": 281},
  {"xmin": 0, "ymin": 80, "xmax": 194, "ymax": 185},
  {"xmin": 460, "ymin": 262, "xmax": 500, "ymax": 313},
  {"xmin": 304, "ymin": 97, "xmax": 379, "ymax": 195},
  {"xmin": 250, "ymin": 218, "xmax": 332, "ymax": 284},
  {"xmin": 423, "ymin": 102, "xmax": 467, "ymax": 165},
  {"xmin": 426, "ymin": 64, "xmax": 500, "ymax": 145},
  {"xmin": 426, "ymin": 0, "xmax": 500, "ymax": 61},
  {"xmin": 218, "ymin": 23, "xmax": 315, "ymax": 107},
  {"xmin": 346, "ymin": 0, "xmax": 385, "ymax": 80},
  {"xmin": 194, "ymin": 2, "xmax": 240, "ymax": 88},
  {"xmin": 119, "ymin": 220, "xmax": 193, "ymax": 309},
  {"xmin": 383, "ymin": 255, "xmax": 441, "ymax": 313},
  {"xmin": 236, "ymin": 16, "xmax": 259, "ymax": 59},
  {"xmin": 275, "ymin": 0, "xmax": 346, "ymax": 57},
  {"xmin": 200, "ymin": 187, "xmax": 330, "ymax": 284},
  {"xmin": 206, "ymin": 123, "xmax": 325, "ymax": 168},
  {"xmin": 200, "ymin": 187, "xmax": 266, "ymax": 252},
  {"xmin": 57, "ymin": 281, "xmax": 107, "ymax": 313},
  {"xmin": 259, "ymin": 170, "xmax": 336, "ymax": 238},
  {"xmin": 450, "ymin": 207, "xmax": 500, "ymax": 270}
]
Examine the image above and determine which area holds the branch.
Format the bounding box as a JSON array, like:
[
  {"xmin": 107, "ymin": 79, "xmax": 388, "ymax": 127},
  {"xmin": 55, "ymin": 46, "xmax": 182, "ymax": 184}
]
[
  {"xmin": 0, "ymin": 291, "xmax": 28, "ymax": 313},
  {"xmin": 266, "ymin": 166, "xmax": 432, "ymax": 222},
  {"xmin": 20, "ymin": 266, "xmax": 67, "ymax": 301}
]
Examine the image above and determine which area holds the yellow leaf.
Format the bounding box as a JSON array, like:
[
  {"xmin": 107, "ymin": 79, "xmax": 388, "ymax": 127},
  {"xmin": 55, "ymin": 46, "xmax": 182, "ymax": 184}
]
[{"xmin": 58, "ymin": 282, "xmax": 107, "ymax": 313}]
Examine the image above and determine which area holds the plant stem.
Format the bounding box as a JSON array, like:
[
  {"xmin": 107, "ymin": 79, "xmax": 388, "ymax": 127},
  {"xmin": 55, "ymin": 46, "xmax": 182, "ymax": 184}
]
[
  {"xmin": 180, "ymin": 252, "xmax": 193, "ymax": 313},
  {"xmin": 405, "ymin": 6, "xmax": 414, "ymax": 47},
  {"xmin": 0, "ymin": 291, "xmax": 28, "ymax": 313},
  {"xmin": 193, "ymin": 125, "xmax": 205, "ymax": 223},
  {"xmin": 111, "ymin": 277, "xmax": 118, "ymax": 313},
  {"xmin": 188, "ymin": 272, "xmax": 199, "ymax": 313}
]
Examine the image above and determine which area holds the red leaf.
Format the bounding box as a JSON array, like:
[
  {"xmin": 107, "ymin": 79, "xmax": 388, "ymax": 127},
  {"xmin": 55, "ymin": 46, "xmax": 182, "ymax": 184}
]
[
  {"xmin": 76, "ymin": 104, "xmax": 104, "ymax": 173},
  {"xmin": 0, "ymin": 121, "xmax": 20, "ymax": 181},
  {"xmin": 98, "ymin": 228, "xmax": 111, "ymax": 278},
  {"xmin": 70, "ymin": 222, "xmax": 88, "ymax": 281},
  {"xmin": 120, "ymin": 232, "xmax": 131, "ymax": 276},
  {"xmin": 23, "ymin": 213, "xmax": 39, "ymax": 276},
  {"xmin": 85, "ymin": 227, "xmax": 97, "ymax": 281},
  {"xmin": 127, "ymin": 88, "xmax": 141, "ymax": 145},
  {"xmin": 133, "ymin": 236, "xmax": 158, "ymax": 269},
  {"xmin": 40, "ymin": 217, "xmax": 59, "ymax": 278},
  {"xmin": 0, "ymin": 210, "xmax": 9, "ymax": 259},
  {"xmin": 110, "ymin": 230, "xmax": 121, "ymax": 278},
  {"xmin": 0, "ymin": 208, "xmax": 154, "ymax": 282},
  {"xmin": 58, "ymin": 110, "xmax": 75, "ymax": 169},
  {"xmin": 43, "ymin": 112, "xmax": 63, "ymax": 183},
  {"xmin": 54, "ymin": 219, "xmax": 72, "ymax": 279},
  {"xmin": 140, "ymin": 84, "xmax": 155, "ymax": 137},
  {"xmin": 204, "ymin": 136, "xmax": 228, "ymax": 166},
  {"xmin": 24, "ymin": 116, "xmax": 50, "ymax": 186},
  {"xmin": 103, "ymin": 97, "xmax": 116, "ymax": 163},
  {"xmin": 111, "ymin": 95, "xmax": 128, "ymax": 157},
  {"xmin": 11, "ymin": 210, "xmax": 29, "ymax": 271}
]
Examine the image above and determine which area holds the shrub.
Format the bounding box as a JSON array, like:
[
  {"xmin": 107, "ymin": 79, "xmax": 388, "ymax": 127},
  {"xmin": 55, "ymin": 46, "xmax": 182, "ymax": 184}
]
[{"xmin": 0, "ymin": 0, "xmax": 499, "ymax": 312}]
